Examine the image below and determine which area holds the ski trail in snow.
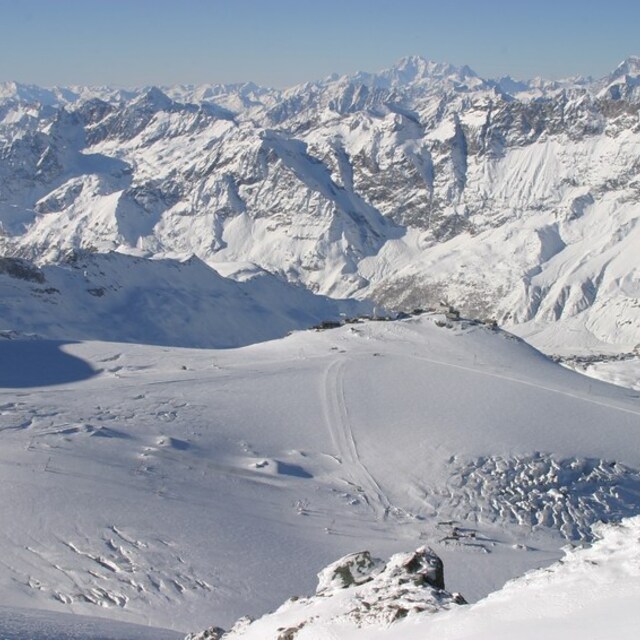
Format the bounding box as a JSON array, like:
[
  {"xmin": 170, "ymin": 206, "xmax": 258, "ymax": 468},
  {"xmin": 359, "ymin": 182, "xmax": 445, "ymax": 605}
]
[
  {"xmin": 407, "ymin": 353, "xmax": 640, "ymax": 417},
  {"xmin": 322, "ymin": 358, "xmax": 392, "ymax": 520}
]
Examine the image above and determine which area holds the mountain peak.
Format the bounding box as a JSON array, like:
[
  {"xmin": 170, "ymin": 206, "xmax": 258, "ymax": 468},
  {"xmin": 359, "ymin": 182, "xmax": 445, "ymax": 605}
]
[
  {"xmin": 607, "ymin": 55, "xmax": 640, "ymax": 80},
  {"xmin": 392, "ymin": 55, "xmax": 478, "ymax": 81},
  {"xmin": 0, "ymin": 81, "xmax": 63, "ymax": 106},
  {"xmin": 136, "ymin": 86, "xmax": 174, "ymax": 110}
]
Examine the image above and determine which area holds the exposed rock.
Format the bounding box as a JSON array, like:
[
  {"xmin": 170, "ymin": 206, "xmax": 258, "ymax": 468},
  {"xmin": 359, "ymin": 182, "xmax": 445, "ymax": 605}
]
[
  {"xmin": 190, "ymin": 546, "xmax": 465, "ymax": 638},
  {"xmin": 0, "ymin": 257, "xmax": 45, "ymax": 283},
  {"xmin": 316, "ymin": 550, "xmax": 384, "ymax": 593},
  {"xmin": 184, "ymin": 626, "xmax": 226, "ymax": 640}
]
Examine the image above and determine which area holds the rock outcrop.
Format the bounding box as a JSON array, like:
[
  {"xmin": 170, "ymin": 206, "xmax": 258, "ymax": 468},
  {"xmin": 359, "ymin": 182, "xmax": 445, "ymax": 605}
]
[{"xmin": 188, "ymin": 546, "xmax": 465, "ymax": 638}]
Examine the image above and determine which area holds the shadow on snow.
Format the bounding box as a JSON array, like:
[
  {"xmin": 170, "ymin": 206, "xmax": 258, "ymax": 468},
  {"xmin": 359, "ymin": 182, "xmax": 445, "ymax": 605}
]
[{"xmin": 0, "ymin": 340, "xmax": 97, "ymax": 388}]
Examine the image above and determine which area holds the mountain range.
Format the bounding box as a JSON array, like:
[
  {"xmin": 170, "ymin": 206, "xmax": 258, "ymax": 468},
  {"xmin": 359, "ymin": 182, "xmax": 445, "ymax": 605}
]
[{"xmin": 2, "ymin": 55, "xmax": 640, "ymax": 354}]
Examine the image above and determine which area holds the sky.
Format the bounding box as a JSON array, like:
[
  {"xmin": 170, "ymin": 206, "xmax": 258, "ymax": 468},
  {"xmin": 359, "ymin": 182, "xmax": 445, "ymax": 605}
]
[{"xmin": 1, "ymin": 0, "xmax": 639, "ymax": 88}]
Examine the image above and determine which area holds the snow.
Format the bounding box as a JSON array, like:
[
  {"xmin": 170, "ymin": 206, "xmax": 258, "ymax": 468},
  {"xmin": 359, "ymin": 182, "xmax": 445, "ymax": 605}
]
[
  {"xmin": 0, "ymin": 252, "xmax": 367, "ymax": 348},
  {"xmin": 578, "ymin": 358, "xmax": 640, "ymax": 391},
  {"xmin": 215, "ymin": 546, "xmax": 463, "ymax": 638},
  {"xmin": 427, "ymin": 117, "xmax": 457, "ymax": 142},
  {"xmin": 220, "ymin": 516, "xmax": 640, "ymax": 639},
  {"xmin": 3, "ymin": 56, "xmax": 640, "ymax": 352},
  {"xmin": 0, "ymin": 606, "xmax": 180, "ymax": 640},
  {"xmin": 398, "ymin": 516, "xmax": 640, "ymax": 640},
  {"xmin": 2, "ymin": 54, "xmax": 640, "ymax": 639},
  {"xmin": 1, "ymin": 314, "xmax": 639, "ymax": 633}
]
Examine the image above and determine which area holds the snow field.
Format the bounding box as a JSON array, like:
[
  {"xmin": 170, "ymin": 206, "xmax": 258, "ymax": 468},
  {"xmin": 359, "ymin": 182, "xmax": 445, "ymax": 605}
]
[{"xmin": 1, "ymin": 314, "xmax": 639, "ymax": 631}]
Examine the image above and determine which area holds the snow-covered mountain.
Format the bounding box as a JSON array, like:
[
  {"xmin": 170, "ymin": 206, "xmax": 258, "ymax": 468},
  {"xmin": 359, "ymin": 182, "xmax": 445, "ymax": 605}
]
[
  {"xmin": 3, "ymin": 55, "xmax": 640, "ymax": 640},
  {"xmin": 0, "ymin": 251, "xmax": 367, "ymax": 348},
  {"xmin": 2, "ymin": 56, "xmax": 640, "ymax": 354}
]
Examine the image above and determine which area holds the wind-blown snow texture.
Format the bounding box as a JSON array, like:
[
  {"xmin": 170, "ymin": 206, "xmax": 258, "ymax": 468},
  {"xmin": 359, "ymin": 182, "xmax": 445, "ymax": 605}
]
[{"xmin": 2, "ymin": 56, "xmax": 640, "ymax": 352}]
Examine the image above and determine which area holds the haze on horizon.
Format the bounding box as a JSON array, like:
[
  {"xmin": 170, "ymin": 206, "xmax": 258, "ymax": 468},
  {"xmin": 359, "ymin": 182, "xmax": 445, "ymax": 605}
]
[{"xmin": 1, "ymin": 0, "xmax": 639, "ymax": 88}]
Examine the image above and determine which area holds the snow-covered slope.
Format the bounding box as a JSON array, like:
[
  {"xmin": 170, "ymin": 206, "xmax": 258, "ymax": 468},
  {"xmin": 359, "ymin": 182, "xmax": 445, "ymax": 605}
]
[
  {"xmin": 2, "ymin": 56, "xmax": 640, "ymax": 352},
  {"xmin": 0, "ymin": 606, "xmax": 180, "ymax": 640},
  {"xmin": 198, "ymin": 546, "xmax": 466, "ymax": 638},
  {"xmin": 1, "ymin": 315, "xmax": 639, "ymax": 631},
  {"xmin": 0, "ymin": 252, "xmax": 367, "ymax": 348},
  {"xmin": 202, "ymin": 516, "xmax": 640, "ymax": 639}
]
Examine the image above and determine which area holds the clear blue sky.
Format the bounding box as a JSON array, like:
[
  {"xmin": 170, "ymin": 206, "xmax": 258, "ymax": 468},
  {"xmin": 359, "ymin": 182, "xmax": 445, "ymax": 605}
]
[{"xmin": 1, "ymin": 0, "xmax": 639, "ymax": 87}]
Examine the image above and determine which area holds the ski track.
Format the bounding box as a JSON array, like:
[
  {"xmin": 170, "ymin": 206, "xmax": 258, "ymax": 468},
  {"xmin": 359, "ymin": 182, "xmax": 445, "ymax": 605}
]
[
  {"xmin": 322, "ymin": 358, "xmax": 392, "ymax": 520},
  {"xmin": 407, "ymin": 351, "xmax": 640, "ymax": 418}
]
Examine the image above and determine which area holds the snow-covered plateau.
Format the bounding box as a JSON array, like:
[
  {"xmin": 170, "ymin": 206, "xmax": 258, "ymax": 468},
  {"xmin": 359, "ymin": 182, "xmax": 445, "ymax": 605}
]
[{"xmin": 2, "ymin": 56, "xmax": 640, "ymax": 638}]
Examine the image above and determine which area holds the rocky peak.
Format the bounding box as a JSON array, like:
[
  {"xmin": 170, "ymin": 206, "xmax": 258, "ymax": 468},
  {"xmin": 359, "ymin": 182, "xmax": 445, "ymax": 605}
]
[
  {"xmin": 368, "ymin": 55, "xmax": 483, "ymax": 93},
  {"xmin": 597, "ymin": 56, "xmax": 640, "ymax": 100},
  {"xmin": 390, "ymin": 56, "xmax": 478, "ymax": 83},
  {"xmin": 0, "ymin": 81, "xmax": 61, "ymax": 106},
  {"xmin": 134, "ymin": 86, "xmax": 175, "ymax": 112},
  {"xmin": 316, "ymin": 550, "xmax": 385, "ymax": 593},
  {"xmin": 608, "ymin": 55, "xmax": 640, "ymax": 80},
  {"xmin": 3, "ymin": 57, "xmax": 640, "ymax": 349}
]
